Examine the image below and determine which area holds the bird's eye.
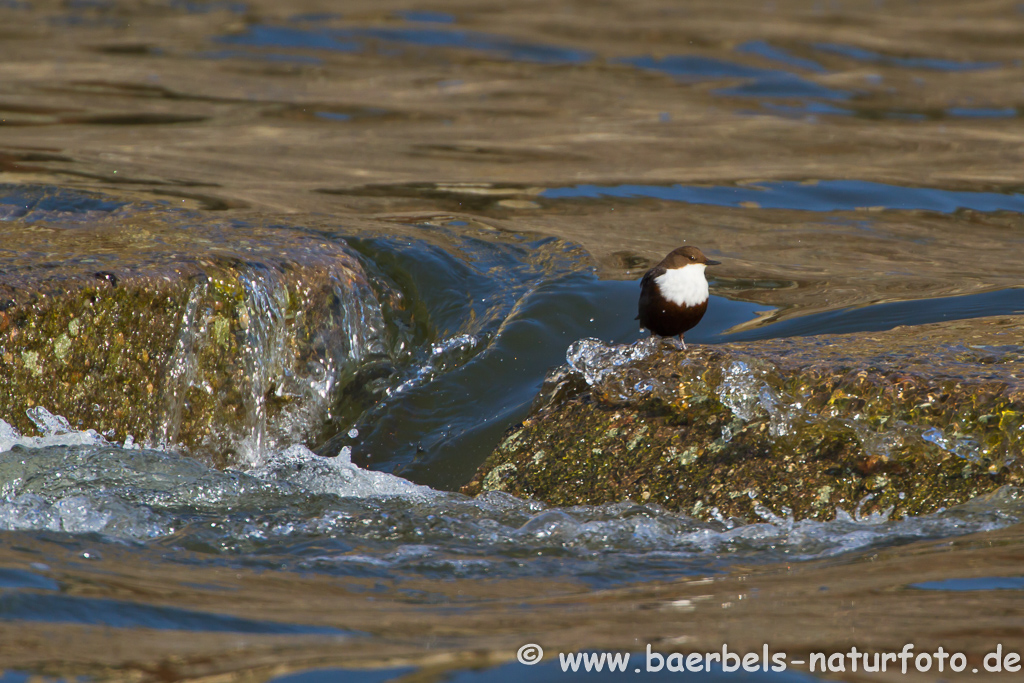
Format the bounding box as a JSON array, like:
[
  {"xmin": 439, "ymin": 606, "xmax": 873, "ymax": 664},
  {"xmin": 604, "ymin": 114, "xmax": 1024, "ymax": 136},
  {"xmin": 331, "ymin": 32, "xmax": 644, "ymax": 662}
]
[{"xmin": 689, "ymin": 255, "xmax": 696, "ymax": 260}]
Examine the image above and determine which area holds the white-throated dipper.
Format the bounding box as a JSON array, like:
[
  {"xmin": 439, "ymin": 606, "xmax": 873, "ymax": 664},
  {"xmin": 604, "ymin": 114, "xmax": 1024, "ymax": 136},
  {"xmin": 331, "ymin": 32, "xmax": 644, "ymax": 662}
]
[{"xmin": 637, "ymin": 246, "xmax": 720, "ymax": 349}]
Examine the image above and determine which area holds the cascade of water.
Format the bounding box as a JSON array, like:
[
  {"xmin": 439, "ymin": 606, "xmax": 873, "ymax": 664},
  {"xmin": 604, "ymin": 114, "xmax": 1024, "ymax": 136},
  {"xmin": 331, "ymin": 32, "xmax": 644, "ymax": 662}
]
[{"xmin": 147, "ymin": 258, "xmax": 393, "ymax": 465}]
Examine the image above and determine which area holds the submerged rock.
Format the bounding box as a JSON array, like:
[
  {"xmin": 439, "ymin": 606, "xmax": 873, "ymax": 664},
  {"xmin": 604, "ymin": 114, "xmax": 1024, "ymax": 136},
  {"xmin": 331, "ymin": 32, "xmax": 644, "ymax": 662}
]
[
  {"xmin": 463, "ymin": 316, "xmax": 1024, "ymax": 521},
  {"xmin": 0, "ymin": 186, "xmax": 389, "ymax": 466}
]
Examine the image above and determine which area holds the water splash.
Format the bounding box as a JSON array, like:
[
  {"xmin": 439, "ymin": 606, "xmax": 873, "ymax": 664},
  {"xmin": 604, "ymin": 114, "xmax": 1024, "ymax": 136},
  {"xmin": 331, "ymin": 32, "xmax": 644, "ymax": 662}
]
[
  {"xmin": 716, "ymin": 360, "xmax": 793, "ymax": 436},
  {"xmin": 0, "ymin": 414, "xmax": 1021, "ymax": 583},
  {"xmin": 566, "ymin": 337, "xmax": 659, "ymax": 386},
  {"xmin": 25, "ymin": 406, "xmax": 75, "ymax": 437},
  {"xmin": 246, "ymin": 444, "xmax": 434, "ymax": 498},
  {"xmin": 922, "ymin": 427, "xmax": 983, "ymax": 462},
  {"xmin": 0, "ymin": 408, "xmax": 106, "ymax": 451},
  {"xmin": 386, "ymin": 333, "xmax": 482, "ymax": 397},
  {"xmin": 717, "ymin": 360, "xmax": 765, "ymax": 421}
]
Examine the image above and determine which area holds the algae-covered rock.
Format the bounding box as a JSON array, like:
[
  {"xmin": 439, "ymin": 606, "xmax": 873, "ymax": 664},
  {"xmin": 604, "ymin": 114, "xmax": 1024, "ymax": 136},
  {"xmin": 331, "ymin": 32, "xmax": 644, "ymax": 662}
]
[
  {"xmin": 463, "ymin": 316, "xmax": 1024, "ymax": 521},
  {"xmin": 0, "ymin": 186, "xmax": 388, "ymax": 466}
]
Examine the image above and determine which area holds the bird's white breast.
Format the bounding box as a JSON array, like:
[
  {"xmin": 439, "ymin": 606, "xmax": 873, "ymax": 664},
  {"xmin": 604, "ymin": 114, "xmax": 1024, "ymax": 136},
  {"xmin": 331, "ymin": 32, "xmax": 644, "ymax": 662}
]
[{"xmin": 654, "ymin": 265, "xmax": 709, "ymax": 307}]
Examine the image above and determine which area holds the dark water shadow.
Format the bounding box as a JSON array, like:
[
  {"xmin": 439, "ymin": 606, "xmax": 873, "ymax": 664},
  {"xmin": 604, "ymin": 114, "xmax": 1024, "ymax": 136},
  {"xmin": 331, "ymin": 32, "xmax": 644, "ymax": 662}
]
[{"xmin": 0, "ymin": 184, "xmax": 128, "ymax": 220}]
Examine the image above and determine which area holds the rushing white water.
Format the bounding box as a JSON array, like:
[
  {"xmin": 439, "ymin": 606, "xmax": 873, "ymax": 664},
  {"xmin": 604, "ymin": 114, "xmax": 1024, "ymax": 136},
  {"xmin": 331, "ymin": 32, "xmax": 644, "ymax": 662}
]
[{"xmin": 1, "ymin": 409, "xmax": 1020, "ymax": 585}]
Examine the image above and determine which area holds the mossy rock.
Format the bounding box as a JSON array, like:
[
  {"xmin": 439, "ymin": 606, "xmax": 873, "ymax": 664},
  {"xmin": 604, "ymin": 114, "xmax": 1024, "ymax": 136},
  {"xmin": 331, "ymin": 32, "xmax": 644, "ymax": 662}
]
[
  {"xmin": 0, "ymin": 189, "xmax": 386, "ymax": 466},
  {"xmin": 463, "ymin": 316, "xmax": 1024, "ymax": 521}
]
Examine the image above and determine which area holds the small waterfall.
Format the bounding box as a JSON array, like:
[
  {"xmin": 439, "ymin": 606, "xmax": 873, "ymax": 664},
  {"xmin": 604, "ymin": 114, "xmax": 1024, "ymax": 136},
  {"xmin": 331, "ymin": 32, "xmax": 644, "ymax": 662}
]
[
  {"xmin": 158, "ymin": 281, "xmax": 206, "ymax": 449},
  {"xmin": 151, "ymin": 257, "xmax": 393, "ymax": 466}
]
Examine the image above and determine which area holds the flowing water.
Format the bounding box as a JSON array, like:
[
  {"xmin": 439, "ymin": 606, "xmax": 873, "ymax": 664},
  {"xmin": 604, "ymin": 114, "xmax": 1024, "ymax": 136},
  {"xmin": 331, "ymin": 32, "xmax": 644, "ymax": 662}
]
[{"xmin": 2, "ymin": 0, "xmax": 1024, "ymax": 680}]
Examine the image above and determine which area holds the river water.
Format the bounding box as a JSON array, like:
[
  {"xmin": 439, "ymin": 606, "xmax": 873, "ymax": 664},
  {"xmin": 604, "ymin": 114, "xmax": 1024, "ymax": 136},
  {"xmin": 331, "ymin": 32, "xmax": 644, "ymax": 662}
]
[{"xmin": 2, "ymin": 0, "xmax": 1024, "ymax": 680}]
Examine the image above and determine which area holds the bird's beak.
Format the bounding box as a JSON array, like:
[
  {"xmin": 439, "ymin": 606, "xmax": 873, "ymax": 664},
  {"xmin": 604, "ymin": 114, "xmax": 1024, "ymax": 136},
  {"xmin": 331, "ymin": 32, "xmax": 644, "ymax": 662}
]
[{"xmin": 705, "ymin": 259, "xmax": 722, "ymax": 266}]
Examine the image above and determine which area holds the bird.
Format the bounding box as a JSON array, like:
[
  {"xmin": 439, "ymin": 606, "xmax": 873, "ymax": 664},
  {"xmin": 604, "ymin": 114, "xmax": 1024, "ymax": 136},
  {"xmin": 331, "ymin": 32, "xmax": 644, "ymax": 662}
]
[{"xmin": 636, "ymin": 246, "xmax": 720, "ymax": 349}]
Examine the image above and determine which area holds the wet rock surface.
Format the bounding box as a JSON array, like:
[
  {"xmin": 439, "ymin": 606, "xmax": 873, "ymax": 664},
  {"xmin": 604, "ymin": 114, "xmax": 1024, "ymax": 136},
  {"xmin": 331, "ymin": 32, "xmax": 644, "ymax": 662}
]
[
  {"xmin": 463, "ymin": 316, "xmax": 1024, "ymax": 521},
  {"xmin": 0, "ymin": 187, "xmax": 384, "ymax": 466}
]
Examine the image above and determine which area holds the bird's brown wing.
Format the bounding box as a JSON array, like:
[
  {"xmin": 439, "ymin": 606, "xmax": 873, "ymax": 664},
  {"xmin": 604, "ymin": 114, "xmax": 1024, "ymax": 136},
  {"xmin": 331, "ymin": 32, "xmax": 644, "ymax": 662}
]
[{"xmin": 636, "ymin": 266, "xmax": 666, "ymax": 320}]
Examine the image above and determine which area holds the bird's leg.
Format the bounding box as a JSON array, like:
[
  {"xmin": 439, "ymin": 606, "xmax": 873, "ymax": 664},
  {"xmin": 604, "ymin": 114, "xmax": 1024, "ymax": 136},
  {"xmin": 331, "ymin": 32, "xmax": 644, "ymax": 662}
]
[{"xmin": 678, "ymin": 334, "xmax": 687, "ymax": 351}]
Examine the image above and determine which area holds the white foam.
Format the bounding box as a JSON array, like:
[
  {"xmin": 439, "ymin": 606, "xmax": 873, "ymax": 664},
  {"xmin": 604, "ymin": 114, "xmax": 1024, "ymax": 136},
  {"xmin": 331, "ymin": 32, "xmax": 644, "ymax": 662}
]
[
  {"xmin": 244, "ymin": 444, "xmax": 435, "ymax": 499},
  {"xmin": 0, "ymin": 492, "xmax": 164, "ymax": 537},
  {"xmin": 0, "ymin": 410, "xmax": 1018, "ymax": 582},
  {"xmin": 0, "ymin": 408, "xmax": 108, "ymax": 453},
  {"xmin": 2, "ymin": 406, "xmax": 432, "ymax": 511}
]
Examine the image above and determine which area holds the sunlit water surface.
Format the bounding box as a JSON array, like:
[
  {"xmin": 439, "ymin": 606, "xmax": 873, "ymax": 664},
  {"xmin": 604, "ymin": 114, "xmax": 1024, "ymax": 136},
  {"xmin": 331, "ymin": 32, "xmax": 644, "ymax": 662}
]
[{"xmin": 2, "ymin": 0, "xmax": 1024, "ymax": 680}]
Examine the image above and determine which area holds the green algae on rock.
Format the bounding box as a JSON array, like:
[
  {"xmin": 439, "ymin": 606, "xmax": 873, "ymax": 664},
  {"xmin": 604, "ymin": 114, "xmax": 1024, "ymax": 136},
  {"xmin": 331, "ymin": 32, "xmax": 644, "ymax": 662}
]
[
  {"xmin": 0, "ymin": 187, "xmax": 388, "ymax": 466},
  {"xmin": 463, "ymin": 316, "xmax": 1024, "ymax": 521}
]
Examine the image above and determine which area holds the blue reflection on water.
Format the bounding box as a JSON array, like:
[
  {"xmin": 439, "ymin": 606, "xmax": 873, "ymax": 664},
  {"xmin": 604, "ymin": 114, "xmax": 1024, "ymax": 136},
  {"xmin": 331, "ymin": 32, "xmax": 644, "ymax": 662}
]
[
  {"xmin": 717, "ymin": 77, "xmax": 849, "ymax": 100},
  {"xmin": 911, "ymin": 577, "xmax": 1024, "ymax": 591},
  {"xmin": 0, "ymin": 591, "xmax": 354, "ymax": 634},
  {"xmin": 316, "ymin": 111, "xmax": 353, "ymax": 121},
  {"xmin": 0, "ymin": 568, "xmax": 60, "ymax": 592},
  {"xmin": 541, "ymin": 180, "xmax": 1024, "ymax": 213},
  {"xmin": 947, "ymin": 106, "xmax": 1017, "ymax": 118},
  {"xmin": 266, "ymin": 658, "xmax": 822, "ymax": 683},
  {"xmin": 758, "ymin": 102, "xmax": 854, "ymax": 117},
  {"xmin": 395, "ymin": 10, "xmax": 455, "ymax": 24},
  {"xmin": 620, "ymin": 55, "xmax": 779, "ymax": 80},
  {"xmin": 215, "ymin": 25, "xmax": 592, "ymax": 64},
  {"xmin": 170, "ymin": 0, "xmax": 247, "ymax": 14},
  {"xmin": 619, "ymin": 55, "xmax": 852, "ymax": 101},
  {"xmin": 813, "ymin": 43, "xmax": 1001, "ymax": 71},
  {"xmin": 727, "ymin": 288, "xmax": 1024, "ymax": 341},
  {"xmin": 270, "ymin": 667, "xmax": 416, "ymax": 683},
  {"xmin": 736, "ymin": 40, "xmax": 827, "ymax": 73},
  {"xmin": 216, "ymin": 25, "xmax": 361, "ymax": 52}
]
